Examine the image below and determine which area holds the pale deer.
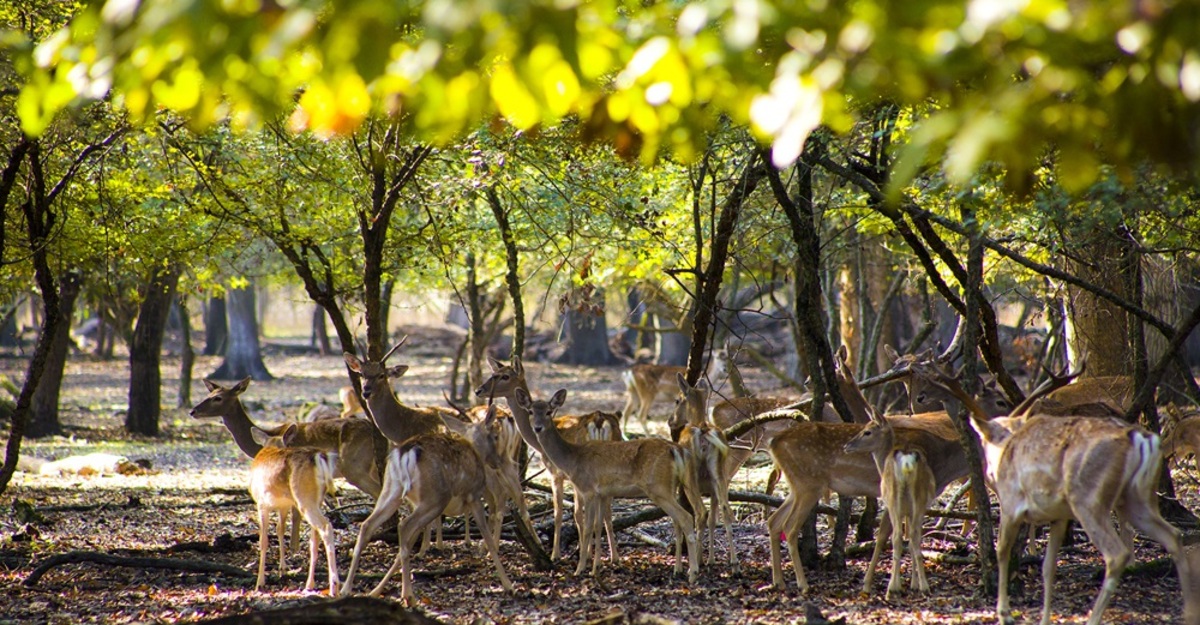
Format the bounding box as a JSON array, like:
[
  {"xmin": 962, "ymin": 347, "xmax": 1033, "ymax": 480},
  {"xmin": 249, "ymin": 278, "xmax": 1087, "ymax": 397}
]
[
  {"xmin": 475, "ymin": 356, "xmax": 622, "ymax": 561},
  {"xmin": 765, "ymin": 400, "xmax": 973, "ymax": 593},
  {"xmin": 248, "ymin": 424, "xmax": 340, "ymax": 595},
  {"xmin": 339, "ymin": 385, "xmax": 367, "ymax": 418},
  {"xmin": 191, "ymin": 378, "xmax": 382, "ymax": 556},
  {"xmin": 515, "ymin": 387, "xmax": 702, "ymax": 582},
  {"xmin": 670, "ymin": 373, "xmax": 739, "ymax": 571},
  {"xmin": 621, "ymin": 346, "xmax": 728, "ymax": 433},
  {"xmin": 917, "ymin": 362, "xmax": 1198, "ymax": 625},
  {"xmin": 338, "ymin": 430, "xmax": 513, "ymax": 603},
  {"xmin": 842, "ymin": 407, "xmax": 936, "ymax": 598},
  {"xmin": 1026, "ymin": 374, "xmax": 1135, "ymax": 417}
]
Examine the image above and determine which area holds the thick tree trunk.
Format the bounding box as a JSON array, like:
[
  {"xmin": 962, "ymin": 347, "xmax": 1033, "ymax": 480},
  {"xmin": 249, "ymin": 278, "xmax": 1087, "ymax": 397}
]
[
  {"xmin": 203, "ymin": 295, "xmax": 227, "ymax": 356},
  {"xmin": 126, "ymin": 265, "xmax": 181, "ymax": 436},
  {"xmin": 556, "ymin": 298, "xmax": 620, "ymax": 366},
  {"xmin": 209, "ymin": 284, "xmax": 273, "ymax": 381},
  {"xmin": 488, "ymin": 186, "xmax": 525, "ymax": 359},
  {"xmin": 28, "ymin": 274, "xmax": 81, "ymax": 438},
  {"xmin": 657, "ymin": 323, "xmax": 691, "ymax": 366},
  {"xmin": 1065, "ymin": 229, "xmax": 1133, "ymax": 376}
]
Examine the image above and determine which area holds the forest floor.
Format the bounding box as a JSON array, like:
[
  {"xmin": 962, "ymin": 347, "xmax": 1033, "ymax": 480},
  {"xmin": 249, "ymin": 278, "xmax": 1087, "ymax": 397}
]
[{"xmin": 1, "ymin": 323, "xmax": 1198, "ymax": 624}]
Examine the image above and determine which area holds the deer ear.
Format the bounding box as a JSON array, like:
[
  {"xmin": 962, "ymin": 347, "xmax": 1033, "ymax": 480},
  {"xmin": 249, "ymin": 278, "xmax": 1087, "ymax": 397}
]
[
  {"xmin": 487, "ymin": 356, "xmax": 503, "ymax": 372},
  {"xmin": 232, "ymin": 377, "xmax": 252, "ymax": 394},
  {"xmin": 203, "ymin": 379, "xmax": 221, "ymax": 392},
  {"xmin": 676, "ymin": 372, "xmax": 689, "ymax": 393},
  {"xmin": 514, "ymin": 387, "xmax": 532, "ymax": 410},
  {"xmin": 550, "ymin": 388, "xmax": 568, "ymax": 411},
  {"xmin": 251, "ymin": 427, "xmax": 270, "ymax": 447},
  {"xmin": 883, "ymin": 344, "xmax": 900, "ymax": 362},
  {"xmin": 282, "ymin": 423, "xmax": 299, "ymax": 446},
  {"xmin": 483, "ymin": 404, "xmax": 497, "ymax": 424},
  {"xmin": 837, "ymin": 344, "xmax": 850, "ymax": 363},
  {"xmin": 512, "ymin": 356, "xmax": 524, "ymax": 376},
  {"xmin": 387, "ymin": 364, "xmax": 409, "ymax": 379},
  {"xmin": 343, "ymin": 353, "xmax": 362, "ymax": 372}
]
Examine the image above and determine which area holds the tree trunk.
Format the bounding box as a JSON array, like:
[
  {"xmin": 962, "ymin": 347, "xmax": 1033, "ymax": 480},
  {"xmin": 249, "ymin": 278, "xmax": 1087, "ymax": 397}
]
[
  {"xmin": 1064, "ymin": 229, "xmax": 1133, "ymax": 376},
  {"xmin": 556, "ymin": 297, "xmax": 620, "ymax": 366},
  {"xmin": 657, "ymin": 321, "xmax": 691, "ymax": 366},
  {"xmin": 209, "ymin": 284, "xmax": 273, "ymax": 381},
  {"xmin": 311, "ymin": 305, "xmax": 331, "ymax": 356},
  {"xmin": 177, "ymin": 296, "xmax": 195, "ymax": 408},
  {"xmin": 0, "ymin": 299, "xmax": 18, "ymax": 347},
  {"xmin": 126, "ymin": 265, "xmax": 181, "ymax": 436},
  {"xmin": 203, "ymin": 295, "xmax": 227, "ymax": 356},
  {"xmin": 28, "ymin": 273, "xmax": 82, "ymax": 438},
  {"xmin": 488, "ymin": 186, "xmax": 525, "ymax": 359}
]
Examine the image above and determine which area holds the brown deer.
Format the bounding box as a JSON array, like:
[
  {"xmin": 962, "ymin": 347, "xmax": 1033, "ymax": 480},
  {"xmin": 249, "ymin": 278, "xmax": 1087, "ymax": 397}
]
[
  {"xmin": 475, "ymin": 356, "xmax": 622, "ymax": 561},
  {"xmin": 670, "ymin": 373, "xmax": 739, "ymax": 571},
  {"xmin": 464, "ymin": 404, "xmax": 537, "ymax": 549},
  {"xmin": 191, "ymin": 378, "xmax": 382, "ymax": 556},
  {"xmin": 1164, "ymin": 404, "xmax": 1200, "ymax": 469},
  {"xmin": 842, "ymin": 403, "xmax": 936, "ymax": 598},
  {"xmin": 917, "ymin": 362, "xmax": 1198, "ymax": 625},
  {"xmin": 1026, "ymin": 374, "xmax": 1135, "ymax": 416},
  {"xmin": 883, "ymin": 345, "xmax": 1014, "ymax": 417},
  {"xmin": 621, "ymin": 345, "xmax": 728, "ymax": 433},
  {"xmin": 248, "ymin": 424, "xmax": 340, "ymax": 595},
  {"xmin": 337, "ymin": 430, "xmax": 513, "ymax": 603},
  {"xmin": 343, "ymin": 348, "xmax": 449, "ymax": 446},
  {"xmin": 515, "ymin": 387, "xmax": 702, "ymax": 582}
]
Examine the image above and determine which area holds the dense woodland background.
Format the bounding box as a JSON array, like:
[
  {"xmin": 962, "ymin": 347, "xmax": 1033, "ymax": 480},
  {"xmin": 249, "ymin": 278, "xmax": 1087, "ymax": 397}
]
[{"xmin": 4, "ymin": 1, "xmax": 1200, "ymax": 623}]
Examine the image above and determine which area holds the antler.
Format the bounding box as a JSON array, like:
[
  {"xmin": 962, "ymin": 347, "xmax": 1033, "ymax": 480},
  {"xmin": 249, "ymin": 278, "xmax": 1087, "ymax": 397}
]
[
  {"xmin": 1008, "ymin": 361, "xmax": 1086, "ymax": 417},
  {"xmin": 380, "ymin": 335, "xmax": 409, "ymax": 363}
]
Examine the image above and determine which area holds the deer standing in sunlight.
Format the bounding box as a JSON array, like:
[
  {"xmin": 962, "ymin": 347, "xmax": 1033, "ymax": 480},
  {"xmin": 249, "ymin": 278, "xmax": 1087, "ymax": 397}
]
[
  {"xmin": 670, "ymin": 373, "xmax": 739, "ymax": 571},
  {"xmin": 515, "ymin": 387, "xmax": 702, "ymax": 582},
  {"xmin": 915, "ymin": 361, "xmax": 1199, "ymax": 625},
  {"xmin": 475, "ymin": 356, "xmax": 622, "ymax": 561},
  {"xmin": 248, "ymin": 424, "xmax": 340, "ymax": 595}
]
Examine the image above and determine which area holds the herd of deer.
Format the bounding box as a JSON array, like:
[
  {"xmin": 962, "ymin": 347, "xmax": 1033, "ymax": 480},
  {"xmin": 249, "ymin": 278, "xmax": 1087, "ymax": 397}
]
[{"xmin": 188, "ymin": 340, "xmax": 1200, "ymax": 625}]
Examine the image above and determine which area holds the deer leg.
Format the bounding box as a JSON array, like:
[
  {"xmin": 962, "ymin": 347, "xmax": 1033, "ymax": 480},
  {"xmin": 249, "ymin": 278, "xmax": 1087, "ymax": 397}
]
[
  {"xmin": 995, "ymin": 514, "xmax": 1021, "ymax": 625},
  {"xmin": 1035, "ymin": 520, "xmax": 1068, "ymax": 625},
  {"xmin": 289, "ymin": 508, "xmax": 302, "ymax": 558},
  {"xmin": 655, "ymin": 493, "xmax": 700, "ymax": 583},
  {"xmin": 573, "ymin": 493, "xmax": 595, "ymax": 577},
  {"xmin": 592, "ymin": 496, "xmax": 610, "ymax": 577},
  {"xmin": 1074, "ymin": 514, "xmax": 1131, "ymax": 625},
  {"xmin": 601, "ymin": 497, "xmax": 618, "ymax": 564},
  {"xmin": 275, "ymin": 513, "xmax": 288, "ymax": 575},
  {"xmin": 864, "ymin": 510, "xmax": 892, "ymax": 594},
  {"xmin": 256, "ymin": 508, "xmax": 271, "ymax": 591},
  {"xmin": 551, "ymin": 471, "xmax": 566, "ymax": 561},
  {"xmin": 470, "ymin": 498, "xmax": 514, "ymax": 592},
  {"xmin": 372, "ymin": 500, "xmax": 444, "ymax": 601},
  {"xmin": 885, "ymin": 508, "xmax": 905, "ymax": 600},
  {"xmin": 910, "ymin": 509, "xmax": 929, "ymax": 594},
  {"xmin": 767, "ymin": 493, "xmax": 803, "ymax": 591},
  {"xmin": 340, "ymin": 468, "xmax": 407, "ymax": 596}
]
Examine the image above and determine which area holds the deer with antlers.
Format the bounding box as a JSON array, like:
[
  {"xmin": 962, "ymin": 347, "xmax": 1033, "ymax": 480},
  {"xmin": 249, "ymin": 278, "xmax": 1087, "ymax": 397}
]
[
  {"xmin": 670, "ymin": 373, "xmax": 739, "ymax": 571},
  {"xmin": 915, "ymin": 361, "xmax": 1198, "ymax": 625},
  {"xmin": 248, "ymin": 424, "xmax": 340, "ymax": 595},
  {"xmin": 515, "ymin": 387, "xmax": 702, "ymax": 582},
  {"xmin": 475, "ymin": 356, "xmax": 623, "ymax": 561}
]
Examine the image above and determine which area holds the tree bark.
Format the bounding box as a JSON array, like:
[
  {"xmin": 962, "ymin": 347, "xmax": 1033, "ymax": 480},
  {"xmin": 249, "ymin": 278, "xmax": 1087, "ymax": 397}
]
[
  {"xmin": 1064, "ymin": 227, "xmax": 1133, "ymax": 376},
  {"xmin": 209, "ymin": 283, "xmax": 273, "ymax": 381},
  {"xmin": 203, "ymin": 295, "xmax": 227, "ymax": 356},
  {"xmin": 488, "ymin": 186, "xmax": 525, "ymax": 359},
  {"xmin": 177, "ymin": 296, "xmax": 195, "ymax": 408},
  {"xmin": 556, "ymin": 296, "xmax": 620, "ymax": 365},
  {"xmin": 28, "ymin": 273, "xmax": 82, "ymax": 438},
  {"xmin": 126, "ymin": 265, "xmax": 181, "ymax": 436},
  {"xmin": 311, "ymin": 304, "xmax": 331, "ymax": 355}
]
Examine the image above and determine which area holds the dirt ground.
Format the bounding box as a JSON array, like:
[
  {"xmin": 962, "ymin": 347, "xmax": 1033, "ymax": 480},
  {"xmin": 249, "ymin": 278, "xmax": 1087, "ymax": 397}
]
[{"xmin": 1, "ymin": 325, "xmax": 1198, "ymax": 624}]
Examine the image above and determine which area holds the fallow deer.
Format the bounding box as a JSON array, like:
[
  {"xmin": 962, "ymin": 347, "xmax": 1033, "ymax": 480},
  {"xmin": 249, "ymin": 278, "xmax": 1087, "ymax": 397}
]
[
  {"xmin": 191, "ymin": 378, "xmax": 382, "ymax": 556},
  {"xmin": 475, "ymin": 356, "xmax": 622, "ymax": 561},
  {"xmin": 883, "ymin": 344, "xmax": 1014, "ymax": 417},
  {"xmin": 842, "ymin": 402, "xmax": 936, "ymax": 598},
  {"xmin": 248, "ymin": 424, "xmax": 340, "ymax": 595},
  {"xmin": 337, "ymin": 430, "xmax": 513, "ymax": 603},
  {"xmin": 917, "ymin": 362, "xmax": 1198, "ymax": 625},
  {"xmin": 670, "ymin": 373, "xmax": 739, "ymax": 571},
  {"xmin": 1164, "ymin": 404, "xmax": 1200, "ymax": 469},
  {"xmin": 621, "ymin": 345, "xmax": 728, "ymax": 433},
  {"xmin": 516, "ymin": 387, "xmax": 702, "ymax": 582}
]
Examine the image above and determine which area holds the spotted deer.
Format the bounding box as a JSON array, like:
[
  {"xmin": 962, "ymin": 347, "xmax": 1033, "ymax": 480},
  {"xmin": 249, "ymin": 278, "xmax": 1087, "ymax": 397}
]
[
  {"xmin": 916, "ymin": 361, "xmax": 1198, "ymax": 625},
  {"xmin": 621, "ymin": 345, "xmax": 728, "ymax": 433},
  {"xmin": 338, "ymin": 430, "xmax": 513, "ymax": 603},
  {"xmin": 475, "ymin": 356, "xmax": 622, "ymax": 561},
  {"xmin": 248, "ymin": 424, "xmax": 340, "ymax": 595},
  {"xmin": 516, "ymin": 387, "xmax": 702, "ymax": 582},
  {"xmin": 670, "ymin": 373, "xmax": 739, "ymax": 571}
]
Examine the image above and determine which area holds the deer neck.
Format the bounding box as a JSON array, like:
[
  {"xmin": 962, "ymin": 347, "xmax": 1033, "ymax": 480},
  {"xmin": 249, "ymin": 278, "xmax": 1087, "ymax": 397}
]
[
  {"xmin": 364, "ymin": 384, "xmax": 424, "ymax": 445},
  {"xmin": 500, "ymin": 379, "xmax": 546, "ymax": 455},
  {"xmin": 531, "ymin": 414, "xmax": 580, "ymax": 476},
  {"xmin": 835, "ymin": 373, "xmax": 872, "ymax": 424},
  {"xmin": 221, "ymin": 400, "xmax": 264, "ymax": 458}
]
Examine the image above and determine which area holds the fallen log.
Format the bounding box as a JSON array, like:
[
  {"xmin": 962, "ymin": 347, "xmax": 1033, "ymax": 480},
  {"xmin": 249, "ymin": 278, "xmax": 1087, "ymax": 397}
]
[{"xmin": 24, "ymin": 550, "xmax": 253, "ymax": 587}]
